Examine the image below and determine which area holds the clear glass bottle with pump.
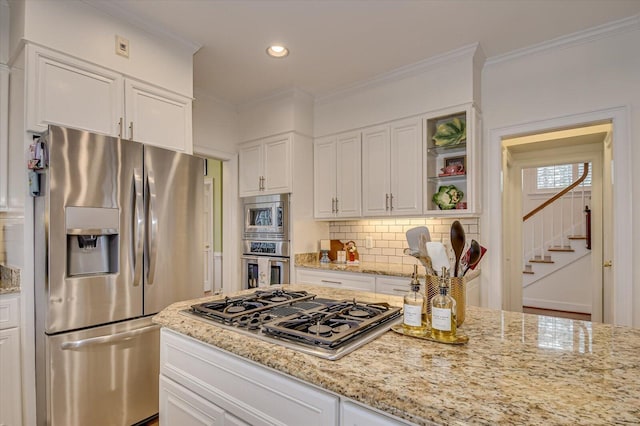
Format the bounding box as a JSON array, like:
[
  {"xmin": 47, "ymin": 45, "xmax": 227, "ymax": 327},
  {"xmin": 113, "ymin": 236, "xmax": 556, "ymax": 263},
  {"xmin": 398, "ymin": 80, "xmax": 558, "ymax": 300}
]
[
  {"xmin": 403, "ymin": 265, "xmax": 427, "ymax": 336},
  {"xmin": 430, "ymin": 267, "xmax": 457, "ymax": 341}
]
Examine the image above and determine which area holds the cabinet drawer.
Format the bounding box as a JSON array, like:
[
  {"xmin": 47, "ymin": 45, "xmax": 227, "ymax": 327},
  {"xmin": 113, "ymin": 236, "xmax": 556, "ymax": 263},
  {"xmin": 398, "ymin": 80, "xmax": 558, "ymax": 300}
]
[
  {"xmin": 375, "ymin": 276, "xmax": 411, "ymax": 296},
  {"xmin": 0, "ymin": 295, "xmax": 19, "ymax": 330},
  {"xmin": 296, "ymin": 269, "xmax": 375, "ymax": 292},
  {"xmin": 161, "ymin": 329, "xmax": 338, "ymax": 426}
]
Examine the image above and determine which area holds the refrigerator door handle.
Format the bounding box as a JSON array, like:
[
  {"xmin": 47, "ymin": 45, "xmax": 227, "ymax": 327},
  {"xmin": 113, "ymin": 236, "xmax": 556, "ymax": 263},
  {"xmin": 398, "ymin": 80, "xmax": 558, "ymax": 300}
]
[
  {"xmin": 132, "ymin": 168, "xmax": 144, "ymax": 287},
  {"xmin": 147, "ymin": 170, "xmax": 159, "ymax": 286},
  {"xmin": 59, "ymin": 324, "xmax": 160, "ymax": 350}
]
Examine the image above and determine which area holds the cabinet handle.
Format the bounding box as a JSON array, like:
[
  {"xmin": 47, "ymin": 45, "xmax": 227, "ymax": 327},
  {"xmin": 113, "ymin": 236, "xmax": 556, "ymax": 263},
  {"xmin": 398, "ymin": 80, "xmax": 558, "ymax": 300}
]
[
  {"xmin": 331, "ymin": 198, "xmax": 335, "ymax": 213},
  {"xmin": 129, "ymin": 121, "xmax": 134, "ymax": 140},
  {"xmin": 321, "ymin": 279, "xmax": 342, "ymax": 285},
  {"xmin": 118, "ymin": 118, "xmax": 123, "ymax": 138},
  {"xmin": 392, "ymin": 288, "xmax": 406, "ymax": 293},
  {"xmin": 335, "ymin": 198, "xmax": 339, "ymax": 213},
  {"xmin": 385, "ymin": 194, "xmax": 389, "ymax": 211},
  {"xmin": 390, "ymin": 193, "xmax": 394, "ymax": 211}
]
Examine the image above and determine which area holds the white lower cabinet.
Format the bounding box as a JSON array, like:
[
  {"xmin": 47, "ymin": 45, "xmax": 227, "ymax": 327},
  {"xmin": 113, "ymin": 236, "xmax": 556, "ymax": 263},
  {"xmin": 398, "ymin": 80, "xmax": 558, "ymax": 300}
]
[
  {"xmin": 296, "ymin": 268, "xmax": 375, "ymax": 292},
  {"xmin": 160, "ymin": 375, "xmax": 249, "ymax": 426},
  {"xmin": 160, "ymin": 329, "xmax": 339, "ymax": 426},
  {"xmin": 375, "ymin": 275, "xmax": 412, "ymax": 296},
  {"xmin": 0, "ymin": 295, "xmax": 22, "ymax": 426},
  {"xmin": 160, "ymin": 329, "xmax": 417, "ymax": 426}
]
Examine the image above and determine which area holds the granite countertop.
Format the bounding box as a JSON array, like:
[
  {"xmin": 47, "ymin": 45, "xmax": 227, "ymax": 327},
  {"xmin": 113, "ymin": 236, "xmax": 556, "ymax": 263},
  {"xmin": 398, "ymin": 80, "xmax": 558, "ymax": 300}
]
[
  {"xmin": 295, "ymin": 253, "xmax": 424, "ymax": 278},
  {"xmin": 0, "ymin": 265, "xmax": 20, "ymax": 295},
  {"xmin": 295, "ymin": 253, "xmax": 481, "ymax": 281},
  {"xmin": 153, "ymin": 284, "xmax": 640, "ymax": 425}
]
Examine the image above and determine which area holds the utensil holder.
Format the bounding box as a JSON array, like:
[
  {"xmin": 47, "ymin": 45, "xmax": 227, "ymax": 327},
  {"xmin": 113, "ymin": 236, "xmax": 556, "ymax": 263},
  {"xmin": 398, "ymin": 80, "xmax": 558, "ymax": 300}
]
[{"xmin": 425, "ymin": 275, "xmax": 466, "ymax": 326}]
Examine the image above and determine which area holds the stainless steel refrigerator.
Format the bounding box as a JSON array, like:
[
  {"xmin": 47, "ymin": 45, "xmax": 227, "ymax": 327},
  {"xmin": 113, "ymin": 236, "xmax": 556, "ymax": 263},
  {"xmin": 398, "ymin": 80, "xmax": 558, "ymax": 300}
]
[{"xmin": 34, "ymin": 125, "xmax": 204, "ymax": 425}]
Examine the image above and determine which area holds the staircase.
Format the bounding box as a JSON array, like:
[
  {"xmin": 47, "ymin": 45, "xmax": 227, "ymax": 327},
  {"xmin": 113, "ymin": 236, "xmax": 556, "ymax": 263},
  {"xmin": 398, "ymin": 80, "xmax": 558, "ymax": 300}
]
[{"xmin": 522, "ymin": 163, "xmax": 592, "ymax": 289}]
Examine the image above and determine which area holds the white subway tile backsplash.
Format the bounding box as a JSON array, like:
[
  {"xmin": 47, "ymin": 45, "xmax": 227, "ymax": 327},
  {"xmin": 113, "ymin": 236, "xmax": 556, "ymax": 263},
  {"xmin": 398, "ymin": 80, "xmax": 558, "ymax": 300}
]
[{"xmin": 329, "ymin": 217, "xmax": 480, "ymax": 264}]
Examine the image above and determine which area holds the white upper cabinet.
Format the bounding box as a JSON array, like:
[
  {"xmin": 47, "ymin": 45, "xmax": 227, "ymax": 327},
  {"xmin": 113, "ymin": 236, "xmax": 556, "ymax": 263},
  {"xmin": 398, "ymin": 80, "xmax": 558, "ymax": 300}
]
[
  {"xmin": 26, "ymin": 45, "xmax": 192, "ymax": 152},
  {"xmin": 239, "ymin": 133, "xmax": 292, "ymax": 197},
  {"xmin": 424, "ymin": 103, "xmax": 481, "ymax": 215},
  {"xmin": 27, "ymin": 45, "xmax": 123, "ymax": 136},
  {"xmin": 362, "ymin": 117, "xmax": 422, "ymax": 217},
  {"xmin": 124, "ymin": 79, "xmax": 192, "ymax": 151},
  {"xmin": 361, "ymin": 125, "xmax": 390, "ymax": 216},
  {"xmin": 314, "ymin": 131, "xmax": 361, "ymax": 219}
]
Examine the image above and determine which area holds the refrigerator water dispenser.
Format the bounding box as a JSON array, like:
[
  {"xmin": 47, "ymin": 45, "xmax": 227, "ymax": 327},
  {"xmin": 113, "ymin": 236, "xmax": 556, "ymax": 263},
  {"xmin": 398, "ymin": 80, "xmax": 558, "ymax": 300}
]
[{"xmin": 65, "ymin": 207, "xmax": 119, "ymax": 276}]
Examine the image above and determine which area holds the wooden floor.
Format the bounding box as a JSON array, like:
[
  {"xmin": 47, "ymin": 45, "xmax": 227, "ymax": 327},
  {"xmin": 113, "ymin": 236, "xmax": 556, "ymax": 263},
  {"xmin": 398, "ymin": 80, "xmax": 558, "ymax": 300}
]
[{"xmin": 523, "ymin": 306, "xmax": 591, "ymax": 321}]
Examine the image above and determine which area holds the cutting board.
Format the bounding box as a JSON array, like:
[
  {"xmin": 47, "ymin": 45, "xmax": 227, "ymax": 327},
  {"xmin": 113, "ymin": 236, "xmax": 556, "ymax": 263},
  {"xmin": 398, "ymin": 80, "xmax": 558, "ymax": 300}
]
[{"xmin": 328, "ymin": 239, "xmax": 359, "ymax": 261}]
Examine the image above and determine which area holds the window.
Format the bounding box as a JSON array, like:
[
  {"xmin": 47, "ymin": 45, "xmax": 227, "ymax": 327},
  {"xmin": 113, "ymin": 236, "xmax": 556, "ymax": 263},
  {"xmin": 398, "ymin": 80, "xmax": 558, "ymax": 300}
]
[{"xmin": 536, "ymin": 162, "xmax": 592, "ymax": 190}]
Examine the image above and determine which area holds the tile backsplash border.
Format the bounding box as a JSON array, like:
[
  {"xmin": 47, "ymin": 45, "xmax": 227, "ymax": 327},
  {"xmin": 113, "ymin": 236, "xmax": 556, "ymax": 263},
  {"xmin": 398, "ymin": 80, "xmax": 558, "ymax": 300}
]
[{"xmin": 328, "ymin": 217, "xmax": 480, "ymax": 265}]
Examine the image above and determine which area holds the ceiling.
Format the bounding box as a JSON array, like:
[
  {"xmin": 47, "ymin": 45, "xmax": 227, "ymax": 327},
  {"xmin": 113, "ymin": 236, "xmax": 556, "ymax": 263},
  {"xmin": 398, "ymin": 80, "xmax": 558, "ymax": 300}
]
[{"xmin": 95, "ymin": 0, "xmax": 640, "ymax": 105}]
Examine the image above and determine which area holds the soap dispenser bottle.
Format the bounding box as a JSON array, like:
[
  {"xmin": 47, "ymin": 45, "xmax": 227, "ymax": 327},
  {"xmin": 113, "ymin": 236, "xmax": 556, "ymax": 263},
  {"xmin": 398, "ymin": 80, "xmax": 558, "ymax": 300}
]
[
  {"xmin": 430, "ymin": 267, "xmax": 457, "ymax": 342},
  {"xmin": 403, "ymin": 264, "xmax": 427, "ymax": 336}
]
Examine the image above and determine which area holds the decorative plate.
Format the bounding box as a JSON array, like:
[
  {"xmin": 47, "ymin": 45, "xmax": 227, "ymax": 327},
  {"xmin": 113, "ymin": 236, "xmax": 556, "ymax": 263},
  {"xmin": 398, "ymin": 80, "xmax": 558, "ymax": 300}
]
[{"xmin": 432, "ymin": 117, "xmax": 466, "ymax": 146}]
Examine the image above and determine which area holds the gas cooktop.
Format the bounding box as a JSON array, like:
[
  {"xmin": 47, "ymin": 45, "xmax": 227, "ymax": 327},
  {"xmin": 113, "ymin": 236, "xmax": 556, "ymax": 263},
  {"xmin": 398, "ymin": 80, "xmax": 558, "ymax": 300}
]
[{"xmin": 184, "ymin": 288, "xmax": 402, "ymax": 360}]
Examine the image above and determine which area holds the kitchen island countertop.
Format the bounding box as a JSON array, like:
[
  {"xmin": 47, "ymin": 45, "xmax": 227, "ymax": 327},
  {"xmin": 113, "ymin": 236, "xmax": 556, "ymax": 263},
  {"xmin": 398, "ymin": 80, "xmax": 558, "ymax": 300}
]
[{"xmin": 153, "ymin": 284, "xmax": 640, "ymax": 425}]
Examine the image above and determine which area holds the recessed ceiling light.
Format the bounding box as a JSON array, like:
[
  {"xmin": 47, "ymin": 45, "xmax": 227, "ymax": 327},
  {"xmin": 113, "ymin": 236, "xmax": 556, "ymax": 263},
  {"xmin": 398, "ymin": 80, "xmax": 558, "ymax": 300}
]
[{"xmin": 266, "ymin": 45, "xmax": 289, "ymax": 58}]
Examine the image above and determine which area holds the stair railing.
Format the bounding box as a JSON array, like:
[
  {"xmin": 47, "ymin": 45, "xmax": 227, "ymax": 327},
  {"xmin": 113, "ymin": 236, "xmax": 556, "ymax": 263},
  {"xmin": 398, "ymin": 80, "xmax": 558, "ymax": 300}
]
[{"xmin": 523, "ymin": 163, "xmax": 590, "ymax": 266}]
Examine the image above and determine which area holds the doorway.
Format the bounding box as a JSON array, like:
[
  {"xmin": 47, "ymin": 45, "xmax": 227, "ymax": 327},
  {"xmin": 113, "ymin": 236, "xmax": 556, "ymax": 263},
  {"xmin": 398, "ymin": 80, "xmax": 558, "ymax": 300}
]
[
  {"xmin": 484, "ymin": 107, "xmax": 632, "ymax": 326},
  {"xmin": 502, "ymin": 124, "xmax": 609, "ymax": 322}
]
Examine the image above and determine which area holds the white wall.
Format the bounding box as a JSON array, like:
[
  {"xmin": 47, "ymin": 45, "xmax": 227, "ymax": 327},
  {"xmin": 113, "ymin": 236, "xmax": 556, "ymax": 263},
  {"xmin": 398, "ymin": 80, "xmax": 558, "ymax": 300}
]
[
  {"xmin": 193, "ymin": 88, "xmax": 240, "ymax": 155},
  {"xmin": 313, "ymin": 44, "xmax": 479, "ymax": 137},
  {"xmin": 13, "ymin": 0, "xmax": 196, "ymax": 96},
  {"xmin": 238, "ymin": 89, "xmax": 314, "ymax": 142},
  {"xmin": 482, "ymin": 20, "xmax": 640, "ymax": 326}
]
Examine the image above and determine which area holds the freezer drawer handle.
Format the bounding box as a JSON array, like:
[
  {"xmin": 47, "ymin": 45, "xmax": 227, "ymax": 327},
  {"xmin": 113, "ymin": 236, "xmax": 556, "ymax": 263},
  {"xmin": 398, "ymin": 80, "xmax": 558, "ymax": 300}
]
[{"xmin": 60, "ymin": 324, "xmax": 160, "ymax": 350}]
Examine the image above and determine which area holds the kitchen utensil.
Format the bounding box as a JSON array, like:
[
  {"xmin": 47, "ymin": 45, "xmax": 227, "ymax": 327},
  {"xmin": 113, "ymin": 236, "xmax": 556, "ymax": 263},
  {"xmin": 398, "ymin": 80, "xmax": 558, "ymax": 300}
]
[
  {"xmin": 450, "ymin": 221, "xmax": 465, "ymax": 277},
  {"xmin": 466, "ymin": 244, "xmax": 487, "ymax": 275},
  {"xmin": 418, "ymin": 233, "xmax": 435, "ymax": 275},
  {"xmin": 427, "ymin": 242, "xmax": 449, "ymax": 276},
  {"xmin": 461, "ymin": 240, "xmax": 481, "ymax": 276},
  {"xmin": 405, "ymin": 226, "xmax": 430, "ymax": 253}
]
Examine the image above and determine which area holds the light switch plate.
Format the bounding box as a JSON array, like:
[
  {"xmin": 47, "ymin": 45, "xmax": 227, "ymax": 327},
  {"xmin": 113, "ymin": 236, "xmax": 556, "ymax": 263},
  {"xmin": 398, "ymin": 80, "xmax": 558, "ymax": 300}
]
[
  {"xmin": 365, "ymin": 236, "xmax": 373, "ymax": 249},
  {"xmin": 116, "ymin": 35, "xmax": 130, "ymax": 58}
]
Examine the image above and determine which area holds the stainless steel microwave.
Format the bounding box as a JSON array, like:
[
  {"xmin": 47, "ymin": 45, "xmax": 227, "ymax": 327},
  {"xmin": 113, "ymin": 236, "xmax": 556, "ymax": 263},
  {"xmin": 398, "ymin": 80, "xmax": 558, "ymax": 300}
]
[{"xmin": 243, "ymin": 193, "xmax": 289, "ymax": 240}]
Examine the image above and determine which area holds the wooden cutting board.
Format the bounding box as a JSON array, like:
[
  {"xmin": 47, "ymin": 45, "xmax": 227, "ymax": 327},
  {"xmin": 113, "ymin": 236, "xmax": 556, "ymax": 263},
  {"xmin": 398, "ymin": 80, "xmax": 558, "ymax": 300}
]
[{"xmin": 328, "ymin": 239, "xmax": 359, "ymax": 261}]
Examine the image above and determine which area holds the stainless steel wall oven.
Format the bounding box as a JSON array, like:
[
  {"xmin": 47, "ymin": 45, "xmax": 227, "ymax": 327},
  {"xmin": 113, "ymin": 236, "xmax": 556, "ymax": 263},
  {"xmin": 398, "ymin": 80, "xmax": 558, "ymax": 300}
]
[{"xmin": 242, "ymin": 194, "xmax": 290, "ymax": 288}]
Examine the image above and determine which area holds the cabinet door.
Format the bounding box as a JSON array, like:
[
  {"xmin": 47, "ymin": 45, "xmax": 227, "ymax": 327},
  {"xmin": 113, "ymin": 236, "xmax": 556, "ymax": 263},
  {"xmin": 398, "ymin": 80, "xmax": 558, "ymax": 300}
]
[
  {"xmin": 160, "ymin": 376, "xmax": 225, "ymax": 426},
  {"xmin": 125, "ymin": 79, "xmax": 192, "ymax": 152},
  {"xmin": 262, "ymin": 134, "xmax": 291, "ymax": 194},
  {"xmin": 238, "ymin": 141, "xmax": 263, "ymax": 197},
  {"xmin": 336, "ymin": 131, "xmax": 362, "ymax": 218},
  {"xmin": 0, "ymin": 327, "xmax": 22, "ymax": 426},
  {"xmin": 390, "ymin": 117, "xmax": 422, "ymax": 215},
  {"xmin": 26, "ymin": 45, "xmax": 123, "ymax": 135},
  {"xmin": 314, "ymin": 136, "xmax": 338, "ymax": 218},
  {"xmin": 361, "ymin": 125, "xmax": 390, "ymax": 216}
]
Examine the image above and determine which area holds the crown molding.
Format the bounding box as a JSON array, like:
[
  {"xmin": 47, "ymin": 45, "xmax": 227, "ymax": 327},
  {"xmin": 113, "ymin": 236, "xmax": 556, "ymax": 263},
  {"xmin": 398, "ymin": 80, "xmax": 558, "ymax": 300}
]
[
  {"xmin": 314, "ymin": 42, "xmax": 480, "ymax": 105},
  {"xmin": 81, "ymin": 0, "xmax": 201, "ymax": 54},
  {"xmin": 486, "ymin": 14, "xmax": 640, "ymax": 67}
]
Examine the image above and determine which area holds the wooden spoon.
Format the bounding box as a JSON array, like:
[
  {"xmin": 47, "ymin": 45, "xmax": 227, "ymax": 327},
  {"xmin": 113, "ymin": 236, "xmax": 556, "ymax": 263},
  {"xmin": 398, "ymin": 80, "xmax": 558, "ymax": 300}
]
[{"xmin": 450, "ymin": 221, "xmax": 465, "ymax": 277}]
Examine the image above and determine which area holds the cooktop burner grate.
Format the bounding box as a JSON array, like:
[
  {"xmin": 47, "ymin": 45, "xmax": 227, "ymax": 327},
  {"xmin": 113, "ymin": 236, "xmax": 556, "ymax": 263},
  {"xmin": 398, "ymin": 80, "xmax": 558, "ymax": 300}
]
[{"xmin": 184, "ymin": 289, "xmax": 402, "ymax": 360}]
